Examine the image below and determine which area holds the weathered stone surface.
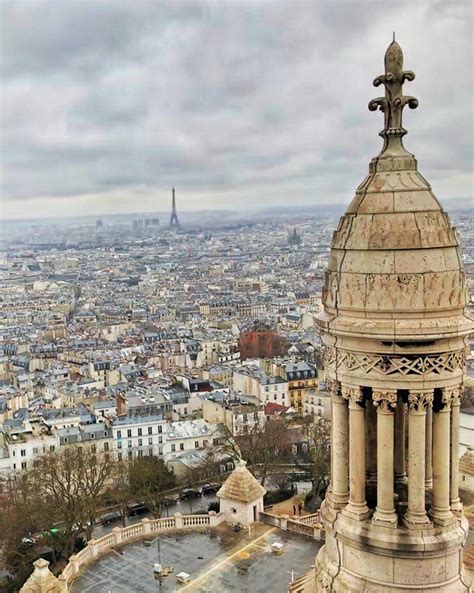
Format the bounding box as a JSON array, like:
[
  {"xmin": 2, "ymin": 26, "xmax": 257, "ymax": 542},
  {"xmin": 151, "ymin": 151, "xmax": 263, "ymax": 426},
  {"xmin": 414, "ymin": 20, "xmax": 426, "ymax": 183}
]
[{"xmin": 313, "ymin": 39, "xmax": 473, "ymax": 593}]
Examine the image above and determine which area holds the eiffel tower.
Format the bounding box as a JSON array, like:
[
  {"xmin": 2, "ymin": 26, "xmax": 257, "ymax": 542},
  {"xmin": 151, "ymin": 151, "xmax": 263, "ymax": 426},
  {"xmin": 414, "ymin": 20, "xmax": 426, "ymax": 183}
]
[{"xmin": 169, "ymin": 187, "xmax": 180, "ymax": 229}]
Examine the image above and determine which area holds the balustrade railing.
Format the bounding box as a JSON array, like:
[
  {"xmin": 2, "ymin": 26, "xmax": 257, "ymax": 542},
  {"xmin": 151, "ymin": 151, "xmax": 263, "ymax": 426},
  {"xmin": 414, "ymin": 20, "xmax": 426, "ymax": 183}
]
[{"xmin": 60, "ymin": 512, "xmax": 221, "ymax": 589}]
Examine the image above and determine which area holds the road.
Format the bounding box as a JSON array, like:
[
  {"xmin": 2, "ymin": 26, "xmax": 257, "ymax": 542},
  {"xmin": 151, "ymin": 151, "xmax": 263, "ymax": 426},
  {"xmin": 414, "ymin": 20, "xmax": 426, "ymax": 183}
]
[{"xmin": 93, "ymin": 493, "xmax": 218, "ymax": 538}]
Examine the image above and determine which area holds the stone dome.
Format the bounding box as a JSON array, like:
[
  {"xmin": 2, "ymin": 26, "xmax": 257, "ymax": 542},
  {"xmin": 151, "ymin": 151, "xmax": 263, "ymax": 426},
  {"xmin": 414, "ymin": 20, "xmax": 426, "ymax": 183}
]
[
  {"xmin": 318, "ymin": 41, "xmax": 471, "ymax": 344},
  {"xmin": 217, "ymin": 458, "xmax": 266, "ymax": 503}
]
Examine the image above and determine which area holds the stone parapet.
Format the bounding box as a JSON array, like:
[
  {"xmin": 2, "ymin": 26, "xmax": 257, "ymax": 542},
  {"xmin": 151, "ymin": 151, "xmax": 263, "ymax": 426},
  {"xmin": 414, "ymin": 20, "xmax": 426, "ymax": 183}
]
[{"xmin": 59, "ymin": 512, "xmax": 225, "ymax": 589}]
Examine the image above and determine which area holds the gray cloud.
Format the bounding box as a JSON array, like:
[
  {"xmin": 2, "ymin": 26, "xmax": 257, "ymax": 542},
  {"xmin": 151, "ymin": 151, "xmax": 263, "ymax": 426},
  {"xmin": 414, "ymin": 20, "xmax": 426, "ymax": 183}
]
[{"xmin": 1, "ymin": 0, "xmax": 472, "ymax": 218}]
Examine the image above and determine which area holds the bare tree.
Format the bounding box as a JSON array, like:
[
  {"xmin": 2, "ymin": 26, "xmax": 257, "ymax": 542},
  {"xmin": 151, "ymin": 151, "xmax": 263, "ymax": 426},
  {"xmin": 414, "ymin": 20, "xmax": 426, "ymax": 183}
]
[
  {"xmin": 31, "ymin": 445, "xmax": 114, "ymax": 555},
  {"xmin": 0, "ymin": 472, "xmax": 50, "ymax": 589},
  {"xmin": 128, "ymin": 456, "xmax": 176, "ymax": 518},
  {"xmin": 300, "ymin": 417, "xmax": 331, "ymax": 503},
  {"xmin": 216, "ymin": 418, "xmax": 290, "ymax": 486},
  {"xmin": 106, "ymin": 458, "xmax": 131, "ymax": 527}
]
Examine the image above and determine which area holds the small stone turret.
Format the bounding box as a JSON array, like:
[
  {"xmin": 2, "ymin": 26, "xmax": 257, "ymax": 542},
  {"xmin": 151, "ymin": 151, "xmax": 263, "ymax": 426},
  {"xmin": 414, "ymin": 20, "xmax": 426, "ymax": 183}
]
[
  {"xmin": 19, "ymin": 559, "xmax": 67, "ymax": 593},
  {"xmin": 217, "ymin": 458, "xmax": 266, "ymax": 526}
]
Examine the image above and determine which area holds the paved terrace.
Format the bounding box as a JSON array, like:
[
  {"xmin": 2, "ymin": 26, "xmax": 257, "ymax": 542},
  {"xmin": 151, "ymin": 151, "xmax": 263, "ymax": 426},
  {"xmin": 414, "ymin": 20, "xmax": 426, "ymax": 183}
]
[{"xmin": 70, "ymin": 523, "xmax": 320, "ymax": 593}]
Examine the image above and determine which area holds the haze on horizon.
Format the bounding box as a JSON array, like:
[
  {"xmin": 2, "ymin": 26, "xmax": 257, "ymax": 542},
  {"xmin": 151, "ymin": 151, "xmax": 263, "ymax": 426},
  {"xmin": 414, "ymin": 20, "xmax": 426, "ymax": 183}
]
[{"xmin": 1, "ymin": 0, "xmax": 472, "ymax": 221}]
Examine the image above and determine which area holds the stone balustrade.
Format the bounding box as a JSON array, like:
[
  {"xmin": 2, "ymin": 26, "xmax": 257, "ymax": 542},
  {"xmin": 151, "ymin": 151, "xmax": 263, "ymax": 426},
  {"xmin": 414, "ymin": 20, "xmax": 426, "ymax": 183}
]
[
  {"xmin": 259, "ymin": 511, "xmax": 324, "ymax": 542},
  {"xmin": 60, "ymin": 512, "xmax": 224, "ymax": 589}
]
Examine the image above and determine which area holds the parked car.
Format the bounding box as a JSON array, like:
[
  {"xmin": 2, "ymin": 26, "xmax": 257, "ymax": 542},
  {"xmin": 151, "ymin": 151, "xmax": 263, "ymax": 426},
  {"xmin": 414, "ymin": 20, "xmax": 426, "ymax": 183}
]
[
  {"xmin": 100, "ymin": 511, "xmax": 122, "ymax": 526},
  {"xmin": 163, "ymin": 494, "xmax": 179, "ymax": 506},
  {"xmin": 127, "ymin": 502, "xmax": 148, "ymax": 516},
  {"xmin": 201, "ymin": 483, "xmax": 220, "ymax": 495},
  {"xmin": 21, "ymin": 535, "xmax": 36, "ymax": 546},
  {"xmin": 179, "ymin": 488, "xmax": 202, "ymax": 501}
]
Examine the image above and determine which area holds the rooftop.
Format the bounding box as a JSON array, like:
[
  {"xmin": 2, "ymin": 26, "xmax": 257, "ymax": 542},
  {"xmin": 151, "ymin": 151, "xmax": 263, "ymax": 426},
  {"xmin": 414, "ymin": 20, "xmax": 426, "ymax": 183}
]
[{"xmin": 70, "ymin": 525, "xmax": 320, "ymax": 593}]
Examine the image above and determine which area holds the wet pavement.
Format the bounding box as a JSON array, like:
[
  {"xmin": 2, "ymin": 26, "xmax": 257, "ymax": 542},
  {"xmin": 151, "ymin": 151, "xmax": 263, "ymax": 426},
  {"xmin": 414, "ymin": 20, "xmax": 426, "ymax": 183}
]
[{"xmin": 71, "ymin": 524, "xmax": 320, "ymax": 593}]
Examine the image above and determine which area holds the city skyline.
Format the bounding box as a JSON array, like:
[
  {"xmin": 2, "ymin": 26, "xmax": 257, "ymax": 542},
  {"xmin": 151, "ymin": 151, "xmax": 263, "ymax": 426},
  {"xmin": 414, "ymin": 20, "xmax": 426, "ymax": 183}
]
[{"xmin": 1, "ymin": 0, "xmax": 473, "ymax": 220}]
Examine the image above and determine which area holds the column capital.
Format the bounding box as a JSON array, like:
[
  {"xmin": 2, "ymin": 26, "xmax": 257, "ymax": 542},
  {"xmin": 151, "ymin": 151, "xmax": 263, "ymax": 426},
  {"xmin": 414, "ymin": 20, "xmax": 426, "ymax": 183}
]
[
  {"xmin": 435, "ymin": 387, "xmax": 460, "ymax": 412},
  {"xmin": 372, "ymin": 390, "xmax": 397, "ymax": 413},
  {"xmin": 407, "ymin": 390, "xmax": 433, "ymax": 413},
  {"xmin": 328, "ymin": 379, "xmax": 345, "ymax": 403},
  {"xmin": 341, "ymin": 385, "xmax": 364, "ymax": 408},
  {"xmin": 327, "ymin": 379, "xmax": 341, "ymax": 396},
  {"xmin": 443, "ymin": 386, "xmax": 462, "ymax": 409}
]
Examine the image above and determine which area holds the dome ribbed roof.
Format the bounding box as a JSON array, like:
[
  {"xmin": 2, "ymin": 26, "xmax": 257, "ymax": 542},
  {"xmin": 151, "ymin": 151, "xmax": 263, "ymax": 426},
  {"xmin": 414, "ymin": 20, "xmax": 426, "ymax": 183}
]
[
  {"xmin": 317, "ymin": 41, "xmax": 472, "ymax": 342},
  {"xmin": 217, "ymin": 459, "xmax": 266, "ymax": 503}
]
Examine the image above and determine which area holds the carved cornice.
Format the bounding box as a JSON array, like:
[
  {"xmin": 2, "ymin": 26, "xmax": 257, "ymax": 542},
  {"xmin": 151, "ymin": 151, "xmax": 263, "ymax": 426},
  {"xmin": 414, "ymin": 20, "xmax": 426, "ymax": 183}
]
[
  {"xmin": 341, "ymin": 385, "xmax": 364, "ymax": 407},
  {"xmin": 407, "ymin": 390, "xmax": 433, "ymax": 413},
  {"xmin": 372, "ymin": 390, "xmax": 397, "ymax": 413},
  {"xmin": 324, "ymin": 346, "xmax": 464, "ymax": 377}
]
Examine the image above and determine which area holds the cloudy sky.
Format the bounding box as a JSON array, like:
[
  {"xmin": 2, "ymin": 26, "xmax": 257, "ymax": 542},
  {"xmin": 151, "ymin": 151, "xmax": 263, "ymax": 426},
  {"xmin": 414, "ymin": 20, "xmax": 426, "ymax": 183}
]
[{"xmin": 1, "ymin": 0, "xmax": 472, "ymax": 219}]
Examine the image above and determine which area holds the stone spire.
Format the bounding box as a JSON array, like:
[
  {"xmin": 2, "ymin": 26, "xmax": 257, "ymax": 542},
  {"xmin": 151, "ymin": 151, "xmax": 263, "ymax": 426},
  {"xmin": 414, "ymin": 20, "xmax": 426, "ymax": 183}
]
[{"xmin": 369, "ymin": 38, "xmax": 418, "ymax": 155}]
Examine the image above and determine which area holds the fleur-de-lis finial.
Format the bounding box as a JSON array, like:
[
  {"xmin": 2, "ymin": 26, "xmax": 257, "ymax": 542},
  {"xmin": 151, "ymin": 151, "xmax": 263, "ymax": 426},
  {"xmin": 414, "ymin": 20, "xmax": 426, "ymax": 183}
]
[{"xmin": 369, "ymin": 39, "xmax": 418, "ymax": 152}]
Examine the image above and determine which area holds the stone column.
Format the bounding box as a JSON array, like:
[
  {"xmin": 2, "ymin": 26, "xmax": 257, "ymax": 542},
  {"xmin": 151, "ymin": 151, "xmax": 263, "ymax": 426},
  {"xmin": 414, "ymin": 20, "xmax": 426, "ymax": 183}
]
[
  {"xmin": 450, "ymin": 387, "xmax": 462, "ymax": 513},
  {"xmin": 342, "ymin": 385, "xmax": 370, "ymax": 520},
  {"xmin": 372, "ymin": 390, "xmax": 398, "ymax": 526},
  {"xmin": 425, "ymin": 406, "xmax": 433, "ymax": 489},
  {"xmin": 366, "ymin": 398, "xmax": 377, "ymax": 483},
  {"xmin": 431, "ymin": 389, "xmax": 455, "ymax": 526},
  {"xmin": 394, "ymin": 396, "xmax": 407, "ymax": 484},
  {"xmin": 330, "ymin": 382, "xmax": 349, "ymax": 509},
  {"xmin": 404, "ymin": 391, "xmax": 433, "ymax": 527}
]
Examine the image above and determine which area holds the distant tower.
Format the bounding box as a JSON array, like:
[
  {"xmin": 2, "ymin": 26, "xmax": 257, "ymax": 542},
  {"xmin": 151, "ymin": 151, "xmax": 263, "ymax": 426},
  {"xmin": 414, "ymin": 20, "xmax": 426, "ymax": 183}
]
[{"xmin": 169, "ymin": 188, "xmax": 180, "ymax": 229}]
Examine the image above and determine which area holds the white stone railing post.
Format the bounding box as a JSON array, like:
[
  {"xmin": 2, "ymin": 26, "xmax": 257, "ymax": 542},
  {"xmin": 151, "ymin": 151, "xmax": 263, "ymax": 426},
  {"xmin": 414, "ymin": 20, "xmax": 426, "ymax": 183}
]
[
  {"xmin": 142, "ymin": 517, "xmax": 151, "ymax": 535},
  {"xmin": 58, "ymin": 574, "xmax": 68, "ymax": 591},
  {"xmin": 89, "ymin": 539, "xmax": 98, "ymax": 559},
  {"xmin": 68, "ymin": 554, "xmax": 79, "ymax": 576},
  {"xmin": 112, "ymin": 526, "xmax": 123, "ymax": 546},
  {"xmin": 174, "ymin": 512, "xmax": 183, "ymax": 528},
  {"xmin": 280, "ymin": 514, "xmax": 288, "ymax": 530}
]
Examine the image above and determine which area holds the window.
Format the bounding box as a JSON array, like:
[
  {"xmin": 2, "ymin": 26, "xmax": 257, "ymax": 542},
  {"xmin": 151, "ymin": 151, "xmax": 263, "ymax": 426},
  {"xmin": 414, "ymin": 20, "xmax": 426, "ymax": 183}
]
[
  {"xmin": 33, "ymin": 447, "xmax": 38, "ymax": 455},
  {"xmin": 117, "ymin": 441, "xmax": 122, "ymax": 449},
  {"xmin": 171, "ymin": 444, "xmax": 176, "ymax": 452},
  {"xmin": 148, "ymin": 427, "xmax": 152, "ymax": 435},
  {"xmin": 117, "ymin": 430, "xmax": 122, "ymax": 439},
  {"xmin": 90, "ymin": 433, "xmax": 95, "ymax": 440},
  {"xmin": 138, "ymin": 439, "xmax": 142, "ymax": 447},
  {"xmin": 118, "ymin": 452, "xmax": 122, "ymax": 461},
  {"xmin": 159, "ymin": 447, "xmax": 163, "ymax": 455},
  {"xmin": 128, "ymin": 451, "xmax": 133, "ymax": 459},
  {"xmin": 158, "ymin": 436, "xmax": 162, "ymax": 444},
  {"xmin": 104, "ymin": 442, "xmax": 109, "ymax": 451},
  {"xmin": 21, "ymin": 449, "xmax": 26, "ymax": 457},
  {"xmin": 12, "ymin": 450, "xmax": 15, "ymax": 457},
  {"xmin": 137, "ymin": 450, "xmax": 143, "ymax": 457},
  {"xmin": 128, "ymin": 440, "xmax": 132, "ymax": 449},
  {"xmin": 21, "ymin": 462, "xmax": 27, "ymax": 469},
  {"xmin": 127, "ymin": 429, "xmax": 132, "ymax": 438},
  {"xmin": 195, "ymin": 441, "xmax": 199, "ymax": 448},
  {"xmin": 158, "ymin": 426, "xmax": 162, "ymax": 434},
  {"xmin": 148, "ymin": 437, "xmax": 153, "ymax": 445},
  {"xmin": 50, "ymin": 445, "xmax": 55, "ymax": 452},
  {"xmin": 180, "ymin": 443, "xmax": 184, "ymax": 451},
  {"xmin": 138, "ymin": 428, "xmax": 142, "ymax": 436}
]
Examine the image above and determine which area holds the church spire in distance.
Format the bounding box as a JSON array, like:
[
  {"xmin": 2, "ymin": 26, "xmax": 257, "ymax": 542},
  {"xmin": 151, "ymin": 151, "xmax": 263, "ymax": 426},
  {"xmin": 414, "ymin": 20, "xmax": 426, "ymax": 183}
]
[{"xmin": 369, "ymin": 38, "xmax": 419, "ymax": 155}]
